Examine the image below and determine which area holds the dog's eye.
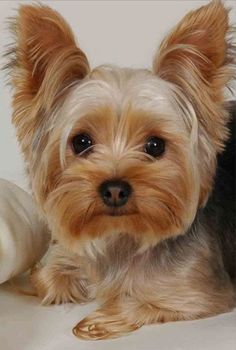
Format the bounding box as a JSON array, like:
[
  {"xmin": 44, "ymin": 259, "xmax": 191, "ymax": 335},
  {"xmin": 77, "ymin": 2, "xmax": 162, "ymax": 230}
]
[
  {"xmin": 144, "ymin": 136, "xmax": 165, "ymax": 157},
  {"xmin": 71, "ymin": 134, "xmax": 93, "ymax": 155}
]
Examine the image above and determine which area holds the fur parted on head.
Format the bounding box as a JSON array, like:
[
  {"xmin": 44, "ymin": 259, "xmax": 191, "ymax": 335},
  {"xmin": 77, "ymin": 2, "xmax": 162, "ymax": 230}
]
[{"xmin": 5, "ymin": 1, "xmax": 235, "ymax": 251}]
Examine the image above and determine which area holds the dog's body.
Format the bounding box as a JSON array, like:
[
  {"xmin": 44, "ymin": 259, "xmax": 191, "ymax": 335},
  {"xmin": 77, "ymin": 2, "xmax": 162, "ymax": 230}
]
[
  {"xmin": 32, "ymin": 104, "xmax": 236, "ymax": 339},
  {"xmin": 6, "ymin": 1, "xmax": 236, "ymax": 340}
]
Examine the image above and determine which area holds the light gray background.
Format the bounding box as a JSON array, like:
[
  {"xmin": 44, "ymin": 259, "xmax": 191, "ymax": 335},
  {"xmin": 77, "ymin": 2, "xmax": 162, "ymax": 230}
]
[{"xmin": 0, "ymin": 0, "xmax": 236, "ymax": 189}]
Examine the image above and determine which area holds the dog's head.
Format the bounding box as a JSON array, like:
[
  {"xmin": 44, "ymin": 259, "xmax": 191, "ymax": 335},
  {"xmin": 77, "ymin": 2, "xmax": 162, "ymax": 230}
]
[{"xmin": 6, "ymin": 2, "xmax": 235, "ymax": 250}]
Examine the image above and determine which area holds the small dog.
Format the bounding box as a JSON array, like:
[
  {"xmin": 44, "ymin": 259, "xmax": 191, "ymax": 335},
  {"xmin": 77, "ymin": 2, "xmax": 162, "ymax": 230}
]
[{"xmin": 6, "ymin": 0, "xmax": 235, "ymax": 340}]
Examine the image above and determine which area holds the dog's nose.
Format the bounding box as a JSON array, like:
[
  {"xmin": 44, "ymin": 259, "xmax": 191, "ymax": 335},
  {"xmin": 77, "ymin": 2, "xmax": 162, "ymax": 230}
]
[{"xmin": 99, "ymin": 180, "xmax": 132, "ymax": 207}]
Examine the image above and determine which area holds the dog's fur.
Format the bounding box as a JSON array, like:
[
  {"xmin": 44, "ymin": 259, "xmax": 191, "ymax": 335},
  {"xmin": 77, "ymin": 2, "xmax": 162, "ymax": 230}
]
[{"xmin": 5, "ymin": 0, "xmax": 236, "ymax": 340}]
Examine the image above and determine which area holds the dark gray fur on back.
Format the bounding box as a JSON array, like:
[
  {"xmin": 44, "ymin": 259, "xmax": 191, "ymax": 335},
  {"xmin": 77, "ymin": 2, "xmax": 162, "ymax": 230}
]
[
  {"xmin": 202, "ymin": 101, "xmax": 236, "ymax": 281},
  {"xmin": 187, "ymin": 101, "xmax": 235, "ymax": 282}
]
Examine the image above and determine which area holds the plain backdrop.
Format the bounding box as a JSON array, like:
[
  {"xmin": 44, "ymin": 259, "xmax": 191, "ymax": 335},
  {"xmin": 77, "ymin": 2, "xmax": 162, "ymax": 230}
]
[{"xmin": 0, "ymin": 0, "xmax": 236, "ymax": 190}]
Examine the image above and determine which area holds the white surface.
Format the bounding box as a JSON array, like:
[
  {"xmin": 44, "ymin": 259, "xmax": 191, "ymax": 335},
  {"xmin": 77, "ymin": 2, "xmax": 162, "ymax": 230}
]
[
  {"xmin": 0, "ymin": 0, "xmax": 236, "ymax": 189},
  {"xmin": 0, "ymin": 1, "xmax": 235, "ymax": 349},
  {"xmin": 0, "ymin": 281, "xmax": 236, "ymax": 350}
]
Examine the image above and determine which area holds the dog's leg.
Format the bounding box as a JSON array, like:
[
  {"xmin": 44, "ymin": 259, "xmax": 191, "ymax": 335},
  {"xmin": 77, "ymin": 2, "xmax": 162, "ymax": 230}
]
[
  {"xmin": 31, "ymin": 243, "xmax": 91, "ymax": 305},
  {"xmin": 73, "ymin": 277, "xmax": 235, "ymax": 341},
  {"xmin": 72, "ymin": 297, "xmax": 195, "ymax": 340}
]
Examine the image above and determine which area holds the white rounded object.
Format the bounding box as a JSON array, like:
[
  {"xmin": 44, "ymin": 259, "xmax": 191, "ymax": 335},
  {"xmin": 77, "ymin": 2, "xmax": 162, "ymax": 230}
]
[{"xmin": 0, "ymin": 179, "xmax": 50, "ymax": 284}]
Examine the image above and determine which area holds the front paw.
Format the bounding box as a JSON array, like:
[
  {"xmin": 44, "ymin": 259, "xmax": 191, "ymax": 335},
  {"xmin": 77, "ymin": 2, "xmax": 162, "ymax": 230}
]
[
  {"xmin": 73, "ymin": 308, "xmax": 141, "ymax": 340},
  {"xmin": 30, "ymin": 265, "xmax": 89, "ymax": 305}
]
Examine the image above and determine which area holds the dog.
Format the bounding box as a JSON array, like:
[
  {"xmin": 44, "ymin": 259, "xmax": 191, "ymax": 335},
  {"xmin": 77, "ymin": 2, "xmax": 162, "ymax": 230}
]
[{"xmin": 5, "ymin": 0, "xmax": 235, "ymax": 340}]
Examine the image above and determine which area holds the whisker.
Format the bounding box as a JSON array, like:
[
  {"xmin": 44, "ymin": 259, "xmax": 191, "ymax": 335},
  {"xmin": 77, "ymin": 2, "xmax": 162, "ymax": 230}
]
[{"xmin": 79, "ymin": 200, "xmax": 96, "ymax": 230}]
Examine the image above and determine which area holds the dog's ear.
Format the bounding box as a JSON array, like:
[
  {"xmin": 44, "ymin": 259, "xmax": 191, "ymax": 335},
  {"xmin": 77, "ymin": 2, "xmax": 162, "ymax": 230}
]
[
  {"xmin": 7, "ymin": 4, "xmax": 89, "ymax": 106},
  {"xmin": 6, "ymin": 4, "xmax": 90, "ymax": 155},
  {"xmin": 153, "ymin": 1, "xmax": 235, "ymax": 204},
  {"xmin": 153, "ymin": 1, "xmax": 234, "ymax": 150}
]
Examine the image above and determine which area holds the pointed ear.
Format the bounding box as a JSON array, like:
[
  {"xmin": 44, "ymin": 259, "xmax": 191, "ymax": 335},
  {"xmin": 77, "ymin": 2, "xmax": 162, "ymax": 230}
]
[
  {"xmin": 5, "ymin": 4, "xmax": 90, "ymax": 162},
  {"xmin": 154, "ymin": 1, "xmax": 235, "ymax": 149},
  {"xmin": 153, "ymin": 1, "xmax": 235, "ymax": 204},
  {"xmin": 6, "ymin": 4, "xmax": 90, "ymax": 110}
]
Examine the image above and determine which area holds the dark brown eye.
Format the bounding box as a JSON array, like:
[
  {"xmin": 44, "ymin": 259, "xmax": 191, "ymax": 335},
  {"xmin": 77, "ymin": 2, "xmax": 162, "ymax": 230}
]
[
  {"xmin": 144, "ymin": 136, "xmax": 165, "ymax": 157},
  {"xmin": 71, "ymin": 134, "xmax": 93, "ymax": 155}
]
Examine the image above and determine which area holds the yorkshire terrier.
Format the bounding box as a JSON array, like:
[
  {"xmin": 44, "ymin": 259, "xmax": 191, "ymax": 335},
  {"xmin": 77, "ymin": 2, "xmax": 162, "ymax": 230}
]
[{"xmin": 6, "ymin": 0, "xmax": 235, "ymax": 340}]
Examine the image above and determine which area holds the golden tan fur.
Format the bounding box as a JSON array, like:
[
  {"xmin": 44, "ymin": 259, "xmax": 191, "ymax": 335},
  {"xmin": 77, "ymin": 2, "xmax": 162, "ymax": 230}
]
[{"xmin": 6, "ymin": 0, "xmax": 236, "ymax": 340}]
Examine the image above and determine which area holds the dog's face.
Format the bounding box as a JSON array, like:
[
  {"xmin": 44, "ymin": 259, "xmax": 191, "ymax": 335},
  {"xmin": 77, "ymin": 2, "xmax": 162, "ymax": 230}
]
[
  {"xmin": 7, "ymin": 2, "xmax": 235, "ymax": 250},
  {"xmin": 41, "ymin": 68, "xmax": 200, "ymax": 247}
]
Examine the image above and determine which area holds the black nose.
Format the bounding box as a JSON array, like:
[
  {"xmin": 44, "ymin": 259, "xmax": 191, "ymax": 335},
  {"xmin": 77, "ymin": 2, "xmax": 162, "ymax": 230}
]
[{"xmin": 99, "ymin": 180, "xmax": 132, "ymax": 207}]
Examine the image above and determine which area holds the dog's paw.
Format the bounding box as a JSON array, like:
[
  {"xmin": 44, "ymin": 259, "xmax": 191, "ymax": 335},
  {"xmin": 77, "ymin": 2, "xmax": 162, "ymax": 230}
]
[
  {"xmin": 30, "ymin": 265, "xmax": 89, "ymax": 305},
  {"xmin": 73, "ymin": 309, "xmax": 141, "ymax": 340}
]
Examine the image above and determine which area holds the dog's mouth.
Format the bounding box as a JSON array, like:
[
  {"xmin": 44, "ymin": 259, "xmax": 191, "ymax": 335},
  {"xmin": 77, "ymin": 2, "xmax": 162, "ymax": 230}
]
[
  {"xmin": 107, "ymin": 212, "xmax": 129, "ymax": 217},
  {"xmin": 104, "ymin": 208, "xmax": 138, "ymax": 217}
]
